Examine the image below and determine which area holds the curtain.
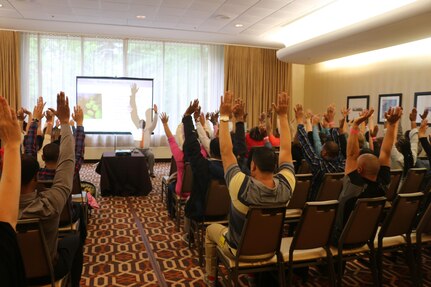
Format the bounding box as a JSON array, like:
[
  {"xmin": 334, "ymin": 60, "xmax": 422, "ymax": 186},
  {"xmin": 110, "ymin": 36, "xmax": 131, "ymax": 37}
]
[
  {"xmin": 20, "ymin": 33, "xmax": 224, "ymax": 147},
  {"xmin": 0, "ymin": 30, "xmax": 20, "ymax": 110},
  {"xmin": 224, "ymin": 45, "xmax": 292, "ymax": 129}
]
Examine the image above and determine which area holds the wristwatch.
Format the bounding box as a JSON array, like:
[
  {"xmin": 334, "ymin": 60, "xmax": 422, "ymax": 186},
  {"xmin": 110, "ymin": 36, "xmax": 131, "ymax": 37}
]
[{"xmin": 220, "ymin": 115, "xmax": 229, "ymax": 122}]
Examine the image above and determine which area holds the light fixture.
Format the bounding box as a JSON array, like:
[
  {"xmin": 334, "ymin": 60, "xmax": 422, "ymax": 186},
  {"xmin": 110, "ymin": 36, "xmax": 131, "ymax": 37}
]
[
  {"xmin": 235, "ymin": 24, "xmax": 244, "ymax": 28},
  {"xmin": 321, "ymin": 36, "xmax": 431, "ymax": 69},
  {"xmin": 0, "ymin": 4, "xmax": 3, "ymax": 8},
  {"xmin": 136, "ymin": 15, "xmax": 146, "ymax": 19},
  {"xmin": 272, "ymin": 0, "xmax": 416, "ymax": 47},
  {"xmin": 215, "ymin": 14, "xmax": 230, "ymax": 20}
]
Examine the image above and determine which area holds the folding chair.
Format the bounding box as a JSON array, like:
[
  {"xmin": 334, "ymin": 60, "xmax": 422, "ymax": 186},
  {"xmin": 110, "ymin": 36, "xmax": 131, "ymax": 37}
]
[
  {"xmin": 375, "ymin": 192, "xmax": 424, "ymax": 286},
  {"xmin": 58, "ymin": 196, "xmax": 80, "ymax": 235},
  {"xmin": 297, "ymin": 159, "xmax": 311, "ymax": 174},
  {"xmin": 315, "ymin": 173, "xmax": 344, "ymax": 201},
  {"xmin": 16, "ymin": 218, "xmax": 69, "ymax": 287},
  {"xmin": 285, "ymin": 174, "xmax": 312, "ymax": 224},
  {"xmin": 161, "ymin": 156, "xmax": 177, "ymax": 202},
  {"xmin": 71, "ymin": 174, "xmax": 89, "ymax": 224},
  {"xmin": 384, "ymin": 169, "xmax": 403, "ymax": 209},
  {"xmin": 398, "ymin": 168, "xmax": 427, "ymax": 194},
  {"xmin": 191, "ymin": 178, "xmax": 230, "ymax": 266},
  {"xmin": 215, "ymin": 206, "xmax": 287, "ymax": 287},
  {"xmin": 173, "ymin": 162, "xmax": 193, "ymax": 231},
  {"xmin": 330, "ymin": 197, "xmax": 386, "ymax": 286},
  {"xmin": 281, "ymin": 200, "xmax": 339, "ymax": 287}
]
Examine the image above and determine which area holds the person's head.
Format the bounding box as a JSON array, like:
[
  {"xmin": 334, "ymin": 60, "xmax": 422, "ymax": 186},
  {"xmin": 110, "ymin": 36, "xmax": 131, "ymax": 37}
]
[
  {"xmin": 320, "ymin": 141, "xmax": 339, "ymax": 160},
  {"xmin": 357, "ymin": 153, "xmax": 380, "ymax": 181},
  {"xmin": 51, "ymin": 126, "xmax": 61, "ymax": 142},
  {"xmin": 21, "ymin": 155, "xmax": 40, "ymax": 188},
  {"xmin": 250, "ymin": 147, "xmax": 276, "ymax": 176},
  {"xmin": 249, "ymin": 126, "xmax": 265, "ymax": 141},
  {"xmin": 42, "ymin": 143, "xmax": 60, "ymax": 163},
  {"xmin": 209, "ymin": 138, "xmax": 221, "ymax": 159}
]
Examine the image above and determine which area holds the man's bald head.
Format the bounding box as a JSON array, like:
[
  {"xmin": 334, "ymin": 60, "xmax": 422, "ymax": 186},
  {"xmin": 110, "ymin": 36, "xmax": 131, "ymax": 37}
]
[{"xmin": 357, "ymin": 153, "xmax": 380, "ymax": 180}]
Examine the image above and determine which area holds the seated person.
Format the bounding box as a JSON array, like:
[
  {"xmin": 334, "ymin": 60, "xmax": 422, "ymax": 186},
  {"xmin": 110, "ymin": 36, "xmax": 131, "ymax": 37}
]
[
  {"xmin": 332, "ymin": 107, "xmax": 402, "ymax": 246},
  {"xmin": 0, "ymin": 97, "xmax": 26, "ymax": 287},
  {"xmin": 204, "ymin": 91, "xmax": 296, "ymax": 285},
  {"xmin": 19, "ymin": 92, "xmax": 83, "ymax": 287}
]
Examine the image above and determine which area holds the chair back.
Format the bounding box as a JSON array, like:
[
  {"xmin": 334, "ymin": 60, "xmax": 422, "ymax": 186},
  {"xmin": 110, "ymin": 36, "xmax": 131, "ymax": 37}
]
[
  {"xmin": 180, "ymin": 162, "xmax": 193, "ymax": 196},
  {"xmin": 291, "ymin": 200, "xmax": 339, "ymax": 250},
  {"xmin": 297, "ymin": 160, "xmax": 311, "ymax": 174},
  {"xmin": 16, "ymin": 219, "xmax": 55, "ymax": 284},
  {"xmin": 398, "ymin": 168, "xmax": 427, "ymax": 194},
  {"xmin": 204, "ymin": 178, "xmax": 230, "ymax": 217},
  {"xmin": 315, "ymin": 173, "xmax": 344, "ymax": 201},
  {"xmin": 416, "ymin": 196, "xmax": 431, "ymax": 238},
  {"xmin": 386, "ymin": 169, "xmax": 403, "ymax": 201},
  {"xmin": 380, "ymin": 192, "xmax": 423, "ymax": 239},
  {"xmin": 168, "ymin": 156, "xmax": 177, "ymax": 175},
  {"xmin": 287, "ymin": 174, "xmax": 312, "ymax": 209},
  {"xmin": 71, "ymin": 173, "xmax": 82, "ymax": 195},
  {"xmin": 339, "ymin": 197, "xmax": 386, "ymax": 246},
  {"xmin": 236, "ymin": 206, "xmax": 286, "ymax": 258},
  {"xmin": 59, "ymin": 196, "xmax": 74, "ymax": 227}
]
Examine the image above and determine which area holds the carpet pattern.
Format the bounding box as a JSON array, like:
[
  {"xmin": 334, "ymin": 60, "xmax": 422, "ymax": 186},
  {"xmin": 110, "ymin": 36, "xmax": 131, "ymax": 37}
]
[{"xmin": 79, "ymin": 162, "xmax": 431, "ymax": 286}]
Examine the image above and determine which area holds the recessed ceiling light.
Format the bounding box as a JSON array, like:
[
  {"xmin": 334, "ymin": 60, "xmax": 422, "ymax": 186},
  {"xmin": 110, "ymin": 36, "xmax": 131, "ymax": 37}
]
[
  {"xmin": 215, "ymin": 14, "xmax": 230, "ymax": 20},
  {"xmin": 0, "ymin": 4, "xmax": 3, "ymax": 8},
  {"xmin": 136, "ymin": 15, "xmax": 146, "ymax": 19},
  {"xmin": 235, "ymin": 24, "xmax": 244, "ymax": 28}
]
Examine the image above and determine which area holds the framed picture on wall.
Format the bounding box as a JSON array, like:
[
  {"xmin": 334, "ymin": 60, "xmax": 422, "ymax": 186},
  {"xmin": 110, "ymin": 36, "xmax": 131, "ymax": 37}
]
[
  {"xmin": 347, "ymin": 95, "xmax": 369, "ymax": 121},
  {"xmin": 377, "ymin": 93, "xmax": 402, "ymax": 124},
  {"xmin": 414, "ymin": 91, "xmax": 431, "ymax": 124}
]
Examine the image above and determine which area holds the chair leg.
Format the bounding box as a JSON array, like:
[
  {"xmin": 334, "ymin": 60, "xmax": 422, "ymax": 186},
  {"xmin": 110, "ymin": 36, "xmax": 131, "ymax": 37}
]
[
  {"xmin": 175, "ymin": 201, "xmax": 180, "ymax": 231},
  {"xmin": 287, "ymin": 263, "xmax": 293, "ymax": 287},
  {"xmin": 278, "ymin": 257, "xmax": 286, "ymax": 287},
  {"xmin": 405, "ymin": 244, "xmax": 419, "ymax": 286},
  {"xmin": 337, "ymin": 255, "xmax": 343, "ymax": 287},
  {"xmin": 199, "ymin": 222, "xmax": 205, "ymax": 266},
  {"xmin": 376, "ymin": 249, "xmax": 383, "ymax": 287},
  {"xmin": 327, "ymin": 252, "xmax": 336, "ymax": 287},
  {"xmin": 417, "ymin": 243, "xmax": 423, "ymax": 287},
  {"xmin": 369, "ymin": 251, "xmax": 379, "ymax": 286}
]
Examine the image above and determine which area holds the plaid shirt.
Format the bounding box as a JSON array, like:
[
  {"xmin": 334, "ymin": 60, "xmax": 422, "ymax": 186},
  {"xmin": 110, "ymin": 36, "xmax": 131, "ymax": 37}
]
[
  {"xmin": 297, "ymin": 124, "xmax": 345, "ymax": 200},
  {"xmin": 37, "ymin": 168, "xmax": 56, "ymax": 181},
  {"xmin": 24, "ymin": 121, "xmax": 38, "ymax": 157}
]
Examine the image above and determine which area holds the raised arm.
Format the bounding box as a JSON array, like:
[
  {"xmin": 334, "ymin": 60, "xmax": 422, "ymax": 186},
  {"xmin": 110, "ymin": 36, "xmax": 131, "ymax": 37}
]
[
  {"xmin": 24, "ymin": 97, "xmax": 45, "ymax": 157},
  {"xmin": 0, "ymin": 97, "xmax": 22, "ymax": 229},
  {"xmin": 380, "ymin": 107, "xmax": 403, "ymax": 167},
  {"xmin": 345, "ymin": 108, "xmax": 374, "ymax": 175},
  {"xmin": 219, "ymin": 91, "xmax": 237, "ymax": 172},
  {"xmin": 147, "ymin": 104, "xmax": 158, "ymax": 133},
  {"xmin": 130, "ymin": 83, "xmax": 140, "ymax": 129},
  {"xmin": 72, "ymin": 105, "xmax": 85, "ymax": 175},
  {"xmin": 232, "ymin": 99, "xmax": 247, "ymax": 160},
  {"xmin": 195, "ymin": 112, "xmax": 211, "ymax": 155},
  {"xmin": 273, "ymin": 92, "xmax": 292, "ymax": 164},
  {"xmin": 295, "ymin": 104, "xmax": 320, "ymax": 166}
]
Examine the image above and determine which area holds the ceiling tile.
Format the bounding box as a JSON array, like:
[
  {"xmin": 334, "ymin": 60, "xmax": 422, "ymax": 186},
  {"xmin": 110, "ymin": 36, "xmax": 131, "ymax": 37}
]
[
  {"xmin": 101, "ymin": 1, "xmax": 130, "ymax": 11},
  {"xmin": 157, "ymin": 6, "xmax": 186, "ymax": 16},
  {"xmin": 161, "ymin": 0, "xmax": 193, "ymax": 9},
  {"xmin": 67, "ymin": 0, "xmax": 100, "ymax": 9}
]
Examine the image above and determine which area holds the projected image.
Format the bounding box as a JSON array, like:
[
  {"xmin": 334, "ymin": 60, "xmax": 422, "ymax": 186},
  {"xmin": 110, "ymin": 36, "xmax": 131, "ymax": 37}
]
[{"xmin": 79, "ymin": 93, "xmax": 102, "ymax": 119}]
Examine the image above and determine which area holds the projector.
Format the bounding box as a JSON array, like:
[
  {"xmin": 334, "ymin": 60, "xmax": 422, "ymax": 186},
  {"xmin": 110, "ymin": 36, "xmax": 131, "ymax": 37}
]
[{"xmin": 115, "ymin": 149, "xmax": 132, "ymax": 156}]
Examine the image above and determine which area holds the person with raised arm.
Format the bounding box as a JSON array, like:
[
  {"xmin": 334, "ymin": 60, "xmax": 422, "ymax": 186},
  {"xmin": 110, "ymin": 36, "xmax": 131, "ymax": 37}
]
[
  {"xmin": 19, "ymin": 92, "xmax": 83, "ymax": 287},
  {"xmin": 332, "ymin": 107, "xmax": 402, "ymax": 246},
  {"xmin": 203, "ymin": 91, "xmax": 296, "ymax": 286},
  {"xmin": 0, "ymin": 97, "xmax": 26, "ymax": 287}
]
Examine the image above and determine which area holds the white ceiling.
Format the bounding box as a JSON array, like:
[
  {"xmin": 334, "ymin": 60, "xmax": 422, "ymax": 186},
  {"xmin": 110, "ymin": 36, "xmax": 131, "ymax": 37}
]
[{"xmin": 1, "ymin": 0, "xmax": 431, "ymax": 63}]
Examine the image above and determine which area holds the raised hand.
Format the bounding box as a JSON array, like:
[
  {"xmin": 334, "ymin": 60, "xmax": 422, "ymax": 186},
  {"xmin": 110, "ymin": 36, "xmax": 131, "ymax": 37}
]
[
  {"xmin": 353, "ymin": 108, "xmax": 374, "ymax": 127},
  {"xmin": 45, "ymin": 110, "xmax": 54, "ymax": 123},
  {"xmin": 325, "ymin": 103, "xmax": 336, "ymax": 123},
  {"xmin": 259, "ymin": 112, "xmax": 266, "ymax": 124},
  {"xmin": 219, "ymin": 91, "xmax": 234, "ymax": 117},
  {"xmin": 409, "ymin": 107, "xmax": 418, "ymax": 122},
  {"xmin": 233, "ymin": 99, "xmax": 245, "ymax": 121},
  {"xmin": 72, "ymin": 105, "xmax": 84, "ymax": 126},
  {"xmin": 159, "ymin": 112, "xmax": 169, "ymax": 124},
  {"xmin": 370, "ymin": 125, "xmax": 379, "ymax": 137},
  {"xmin": 193, "ymin": 106, "xmax": 201, "ymax": 122},
  {"xmin": 0, "ymin": 97, "xmax": 21, "ymax": 147},
  {"xmin": 131, "ymin": 83, "xmax": 139, "ymax": 95},
  {"xmin": 32, "ymin": 96, "xmax": 46, "ymax": 121},
  {"xmin": 272, "ymin": 92, "xmax": 289, "ymax": 117},
  {"xmin": 184, "ymin": 99, "xmax": 199, "ymax": 116},
  {"xmin": 17, "ymin": 108, "xmax": 26, "ymax": 121},
  {"xmin": 199, "ymin": 112, "xmax": 206, "ymax": 127},
  {"xmin": 420, "ymin": 109, "xmax": 429, "ymax": 120},
  {"xmin": 210, "ymin": 110, "xmax": 219, "ymax": 125},
  {"xmin": 419, "ymin": 119, "xmax": 428, "ymax": 138},
  {"xmin": 312, "ymin": 114, "xmax": 321, "ymax": 126},
  {"xmin": 153, "ymin": 104, "xmax": 158, "ymax": 113},
  {"xmin": 48, "ymin": 91, "xmax": 70, "ymax": 125},
  {"xmin": 293, "ymin": 104, "xmax": 303, "ymax": 120},
  {"xmin": 341, "ymin": 107, "xmax": 350, "ymax": 118},
  {"xmin": 384, "ymin": 107, "xmax": 403, "ymax": 125}
]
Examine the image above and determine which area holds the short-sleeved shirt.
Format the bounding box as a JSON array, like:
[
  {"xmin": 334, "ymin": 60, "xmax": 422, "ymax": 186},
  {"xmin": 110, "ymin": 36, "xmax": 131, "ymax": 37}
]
[
  {"xmin": 224, "ymin": 162, "xmax": 296, "ymax": 248},
  {"xmin": 332, "ymin": 166, "xmax": 390, "ymax": 246},
  {"xmin": 0, "ymin": 222, "xmax": 26, "ymax": 287}
]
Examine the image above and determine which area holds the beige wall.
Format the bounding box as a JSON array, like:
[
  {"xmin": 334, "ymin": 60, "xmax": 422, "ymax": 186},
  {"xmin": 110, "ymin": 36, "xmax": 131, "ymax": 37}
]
[
  {"xmin": 291, "ymin": 64, "xmax": 305, "ymax": 117},
  {"xmin": 303, "ymin": 53, "xmax": 431, "ymax": 129}
]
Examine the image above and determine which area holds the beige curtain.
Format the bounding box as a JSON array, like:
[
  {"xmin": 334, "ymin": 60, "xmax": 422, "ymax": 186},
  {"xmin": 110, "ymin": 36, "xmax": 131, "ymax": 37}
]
[
  {"xmin": 224, "ymin": 45, "xmax": 292, "ymax": 129},
  {"xmin": 0, "ymin": 30, "xmax": 21, "ymax": 110}
]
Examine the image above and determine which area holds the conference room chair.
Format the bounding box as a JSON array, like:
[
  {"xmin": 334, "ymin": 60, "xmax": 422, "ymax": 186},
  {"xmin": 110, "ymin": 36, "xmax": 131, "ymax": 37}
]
[
  {"xmin": 280, "ymin": 200, "xmax": 339, "ymax": 287},
  {"xmin": 71, "ymin": 173, "xmax": 89, "ymax": 224},
  {"xmin": 375, "ymin": 192, "xmax": 424, "ymax": 286},
  {"xmin": 58, "ymin": 196, "xmax": 81, "ymax": 236},
  {"xmin": 285, "ymin": 174, "xmax": 312, "ymax": 225},
  {"xmin": 398, "ymin": 168, "xmax": 427, "ymax": 194},
  {"xmin": 215, "ymin": 205, "xmax": 287, "ymax": 287},
  {"xmin": 330, "ymin": 197, "xmax": 386, "ymax": 287},
  {"xmin": 384, "ymin": 169, "xmax": 403, "ymax": 209},
  {"xmin": 315, "ymin": 173, "xmax": 345, "ymax": 201},
  {"xmin": 161, "ymin": 156, "xmax": 177, "ymax": 203},
  {"xmin": 191, "ymin": 178, "xmax": 230, "ymax": 266},
  {"xmin": 411, "ymin": 196, "xmax": 431, "ymax": 286},
  {"xmin": 16, "ymin": 218, "xmax": 70, "ymax": 287},
  {"xmin": 297, "ymin": 159, "xmax": 311, "ymax": 175},
  {"xmin": 173, "ymin": 162, "xmax": 193, "ymax": 231}
]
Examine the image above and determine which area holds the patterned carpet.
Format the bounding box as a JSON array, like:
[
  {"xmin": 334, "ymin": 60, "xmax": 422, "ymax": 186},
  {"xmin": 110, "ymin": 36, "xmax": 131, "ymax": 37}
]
[{"xmin": 79, "ymin": 162, "xmax": 431, "ymax": 287}]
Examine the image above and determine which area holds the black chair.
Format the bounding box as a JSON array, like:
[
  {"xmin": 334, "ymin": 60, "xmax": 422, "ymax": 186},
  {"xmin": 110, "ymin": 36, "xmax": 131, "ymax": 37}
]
[
  {"xmin": 315, "ymin": 173, "xmax": 344, "ymax": 201},
  {"xmin": 161, "ymin": 156, "xmax": 177, "ymax": 203}
]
